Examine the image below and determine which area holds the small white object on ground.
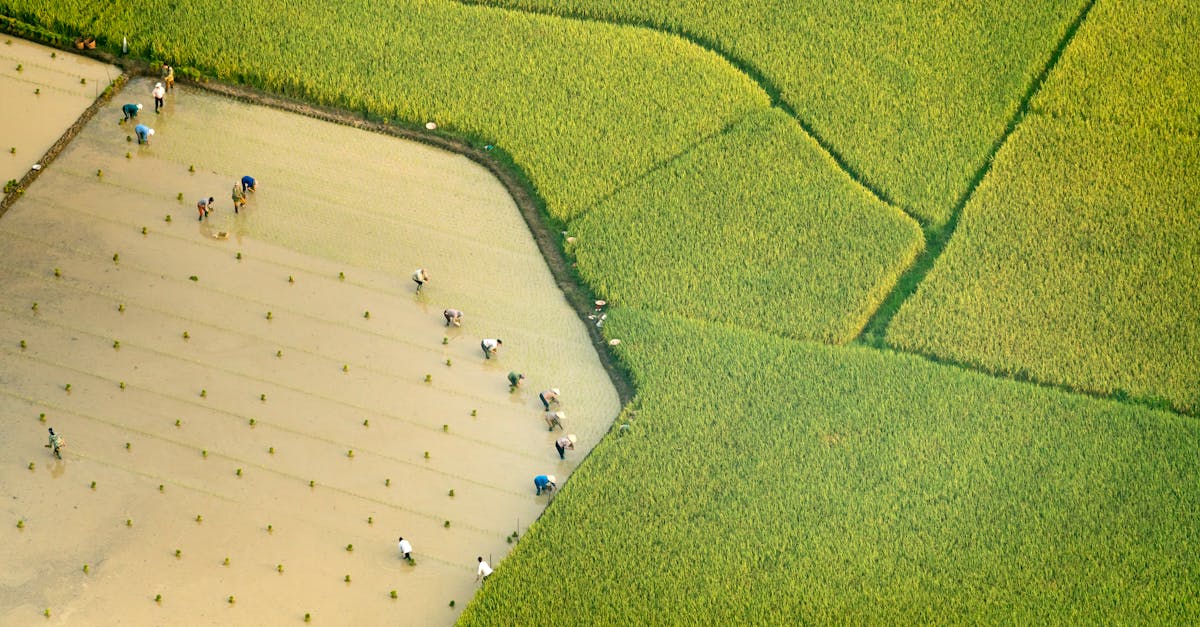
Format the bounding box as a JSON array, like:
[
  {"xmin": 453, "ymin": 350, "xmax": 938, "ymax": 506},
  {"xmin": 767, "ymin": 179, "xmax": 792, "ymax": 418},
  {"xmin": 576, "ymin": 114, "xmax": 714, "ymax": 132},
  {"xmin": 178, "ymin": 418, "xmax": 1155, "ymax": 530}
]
[
  {"xmin": 31, "ymin": 164, "xmax": 41, "ymax": 171},
  {"xmin": 608, "ymin": 339, "xmax": 621, "ymax": 346},
  {"xmin": 425, "ymin": 122, "xmax": 437, "ymax": 130}
]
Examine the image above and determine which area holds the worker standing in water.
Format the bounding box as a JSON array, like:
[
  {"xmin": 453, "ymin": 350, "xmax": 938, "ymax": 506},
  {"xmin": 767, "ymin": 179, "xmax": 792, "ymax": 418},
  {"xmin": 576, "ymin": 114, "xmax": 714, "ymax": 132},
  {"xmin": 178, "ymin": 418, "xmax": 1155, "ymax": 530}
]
[
  {"xmin": 411, "ymin": 268, "xmax": 429, "ymax": 293},
  {"xmin": 241, "ymin": 175, "xmax": 257, "ymax": 193},
  {"xmin": 480, "ymin": 338, "xmax": 502, "ymax": 359},
  {"xmin": 555, "ymin": 434, "xmax": 577, "ymax": 460},
  {"xmin": 544, "ymin": 411, "xmax": 565, "ymax": 432},
  {"xmin": 121, "ymin": 103, "xmax": 142, "ymax": 122},
  {"xmin": 232, "ymin": 183, "xmax": 246, "ymax": 213},
  {"xmin": 443, "ymin": 309, "xmax": 463, "ymax": 327},
  {"xmin": 152, "ymin": 82, "xmax": 166, "ymax": 113},
  {"xmin": 134, "ymin": 124, "xmax": 154, "ymax": 144},
  {"xmin": 534, "ymin": 474, "xmax": 557, "ymax": 496},
  {"xmin": 46, "ymin": 428, "xmax": 65, "ymax": 459},
  {"xmin": 539, "ymin": 388, "xmax": 560, "ymax": 411},
  {"xmin": 507, "ymin": 371, "xmax": 525, "ymax": 390}
]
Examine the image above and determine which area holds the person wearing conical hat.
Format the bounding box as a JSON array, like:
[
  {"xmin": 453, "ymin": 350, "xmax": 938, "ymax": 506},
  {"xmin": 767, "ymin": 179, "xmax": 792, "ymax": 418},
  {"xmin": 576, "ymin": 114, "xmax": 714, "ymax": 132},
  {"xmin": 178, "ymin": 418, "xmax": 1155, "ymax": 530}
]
[
  {"xmin": 534, "ymin": 474, "xmax": 557, "ymax": 496},
  {"xmin": 544, "ymin": 411, "xmax": 565, "ymax": 432},
  {"xmin": 539, "ymin": 388, "xmax": 560, "ymax": 411},
  {"xmin": 555, "ymin": 434, "xmax": 577, "ymax": 459}
]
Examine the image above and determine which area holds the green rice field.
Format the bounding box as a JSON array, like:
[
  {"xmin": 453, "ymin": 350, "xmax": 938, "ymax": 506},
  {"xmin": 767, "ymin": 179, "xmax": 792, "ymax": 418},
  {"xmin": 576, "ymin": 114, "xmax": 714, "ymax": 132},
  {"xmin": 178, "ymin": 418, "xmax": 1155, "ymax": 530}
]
[{"xmin": 3, "ymin": 0, "xmax": 1196, "ymax": 622}]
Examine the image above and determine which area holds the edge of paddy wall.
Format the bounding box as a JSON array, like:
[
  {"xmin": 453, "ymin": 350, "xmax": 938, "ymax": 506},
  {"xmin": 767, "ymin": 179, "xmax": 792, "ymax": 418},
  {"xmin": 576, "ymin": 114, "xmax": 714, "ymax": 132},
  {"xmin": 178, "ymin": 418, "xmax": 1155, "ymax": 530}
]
[{"xmin": 0, "ymin": 22, "xmax": 637, "ymax": 416}]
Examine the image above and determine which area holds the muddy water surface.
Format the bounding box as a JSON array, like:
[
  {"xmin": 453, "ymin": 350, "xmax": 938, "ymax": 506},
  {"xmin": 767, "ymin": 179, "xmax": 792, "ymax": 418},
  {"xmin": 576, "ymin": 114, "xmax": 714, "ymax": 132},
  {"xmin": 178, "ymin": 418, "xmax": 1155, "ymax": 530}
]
[
  {"xmin": 0, "ymin": 75, "xmax": 620, "ymax": 626},
  {"xmin": 0, "ymin": 37, "xmax": 119, "ymax": 184}
]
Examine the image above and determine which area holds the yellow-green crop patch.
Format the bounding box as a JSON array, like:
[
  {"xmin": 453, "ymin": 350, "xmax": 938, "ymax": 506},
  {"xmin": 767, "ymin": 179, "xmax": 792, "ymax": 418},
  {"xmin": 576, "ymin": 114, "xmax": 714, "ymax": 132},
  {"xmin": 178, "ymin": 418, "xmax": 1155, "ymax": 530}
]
[
  {"xmin": 461, "ymin": 308, "xmax": 1200, "ymax": 623},
  {"xmin": 887, "ymin": 115, "xmax": 1199, "ymax": 413},
  {"xmin": 0, "ymin": 0, "xmax": 769, "ymax": 221},
  {"xmin": 1032, "ymin": 0, "xmax": 1200, "ymax": 132},
  {"xmin": 467, "ymin": 0, "xmax": 1088, "ymax": 226},
  {"xmin": 570, "ymin": 108, "xmax": 922, "ymax": 344}
]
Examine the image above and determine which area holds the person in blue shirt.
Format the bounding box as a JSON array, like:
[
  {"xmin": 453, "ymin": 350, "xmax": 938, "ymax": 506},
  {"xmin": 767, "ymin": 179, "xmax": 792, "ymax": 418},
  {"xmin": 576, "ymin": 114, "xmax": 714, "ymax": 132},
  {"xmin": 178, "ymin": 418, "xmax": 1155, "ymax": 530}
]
[
  {"xmin": 534, "ymin": 474, "xmax": 556, "ymax": 496},
  {"xmin": 241, "ymin": 175, "xmax": 257, "ymax": 193},
  {"xmin": 121, "ymin": 103, "xmax": 142, "ymax": 121},
  {"xmin": 134, "ymin": 124, "xmax": 154, "ymax": 144}
]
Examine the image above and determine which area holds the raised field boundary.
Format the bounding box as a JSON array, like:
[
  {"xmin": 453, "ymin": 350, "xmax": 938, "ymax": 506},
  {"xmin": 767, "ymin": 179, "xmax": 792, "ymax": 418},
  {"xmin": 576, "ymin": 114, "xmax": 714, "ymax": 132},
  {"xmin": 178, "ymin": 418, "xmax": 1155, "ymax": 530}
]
[
  {"xmin": 0, "ymin": 26, "xmax": 635, "ymax": 414},
  {"xmin": 454, "ymin": 0, "xmax": 900, "ymax": 217},
  {"xmin": 4, "ymin": 1, "xmax": 1189, "ymax": 421},
  {"xmin": 857, "ymin": 0, "xmax": 1099, "ymax": 344}
]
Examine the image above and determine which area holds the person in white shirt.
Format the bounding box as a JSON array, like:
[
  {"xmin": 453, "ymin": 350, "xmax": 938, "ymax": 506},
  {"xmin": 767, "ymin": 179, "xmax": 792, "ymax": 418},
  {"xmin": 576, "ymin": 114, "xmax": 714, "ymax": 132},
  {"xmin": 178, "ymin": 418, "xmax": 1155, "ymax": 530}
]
[
  {"xmin": 480, "ymin": 338, "xmax": 502, "ymax": 359},
  {"xmin": 476, "ymin": 556, "xmax": 493, "ymax": 583},
  {"xmin": 411, "ymin": 268, "xmax": 429, "ymax": 293},
  {"xmin": 397, "ymin": 537, "xmax": 413, "ymax": 561},
  {"xmin": 152, "ymin": 82, "xmax": 166, "ymax": 113},
  {"xmin": 555, "ymin": 434, "xmax": 577, "ymax": 459}
]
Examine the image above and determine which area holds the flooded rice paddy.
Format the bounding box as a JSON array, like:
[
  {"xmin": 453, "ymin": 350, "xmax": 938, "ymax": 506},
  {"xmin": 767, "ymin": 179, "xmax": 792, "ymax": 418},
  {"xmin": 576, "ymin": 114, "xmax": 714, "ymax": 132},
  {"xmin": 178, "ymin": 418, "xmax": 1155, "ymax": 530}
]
[{"xmin": 0, "ymin": 72, "xmax": 620, "ymax": 625}]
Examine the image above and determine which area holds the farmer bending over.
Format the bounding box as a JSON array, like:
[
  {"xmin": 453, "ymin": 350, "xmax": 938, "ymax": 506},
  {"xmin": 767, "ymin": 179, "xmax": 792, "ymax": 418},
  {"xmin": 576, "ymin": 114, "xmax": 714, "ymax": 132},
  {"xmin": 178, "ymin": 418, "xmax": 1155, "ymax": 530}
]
[
  {"xmin": 480, "ymin": 338, "xmax": 502, "ymax": 359},
  {"xmin": 539, "ymin": 388, "xmax": 560, "ymax": 411},
  {"xmin": 121, "ymin": 103, "xmax": 143, "ymax": 122},
  {"xmin": 411, "ymin": 268, "xmax": 429, "ymax": 293},
  {"xmin": 443, "ymin": 309, "xmax": 463, "ymax": 327},
  {"xmin": 534, "ymin": 474, "xmax": 557, "ymax": 496},
  {"xmin": 544, "ymin": 411, "xmax": 565, "ymax": 432},
  {"xmin": 134, "ymin": 124, "xmax": 154, "ymax": 144},
  {"xmin": 555, "ymin": 434, "xmax": 577, "ymax": 459}
]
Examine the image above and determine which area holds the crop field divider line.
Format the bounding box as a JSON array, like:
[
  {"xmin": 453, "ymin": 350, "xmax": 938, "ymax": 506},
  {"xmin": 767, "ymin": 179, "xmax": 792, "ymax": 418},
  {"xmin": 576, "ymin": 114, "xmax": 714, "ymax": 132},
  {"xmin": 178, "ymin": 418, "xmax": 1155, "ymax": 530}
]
[
  {"xmin": 2, "ymin": 384, "xmax": 525, "ymax": 536},
  {"xmin": 0, "ymin": 308, "xmax": 547, "ymax": 464},
  {"xmin": 872, "ymin": 343, "xmax": 1197, "ymax": 420},
  {"xmin": 567, "ymin": 117, "xmax": 744, "ymax": 224},
  {"xmin": 452, "ymin": 0, "xmax": 902, "ymax": 219},
  {"xmin": 855, "ymin": 0, "xmax": 1099, "ymax": 347}
]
